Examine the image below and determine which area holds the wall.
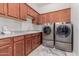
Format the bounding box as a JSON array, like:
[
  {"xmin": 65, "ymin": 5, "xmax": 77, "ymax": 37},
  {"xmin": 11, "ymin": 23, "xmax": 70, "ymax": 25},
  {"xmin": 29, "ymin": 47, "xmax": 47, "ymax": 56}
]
[
  {"xmin": 71, "ymin": 4, "xmax": 79, "ymax": 55},
  {"xmin": 0, "ymin": 17, "xmax": 21, "ymax": 32}
]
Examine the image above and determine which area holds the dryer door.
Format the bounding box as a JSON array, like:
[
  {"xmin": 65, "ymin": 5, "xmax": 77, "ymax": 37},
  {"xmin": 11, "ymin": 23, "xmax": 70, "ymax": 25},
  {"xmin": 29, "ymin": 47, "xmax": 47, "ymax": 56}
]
[
  {"xmin": 56, "ymin": 25, "xmax": 70, "ymax": 37},
  {"xmin": 43, "ymin": 26, "xmax": 51, "ymax": 35}
]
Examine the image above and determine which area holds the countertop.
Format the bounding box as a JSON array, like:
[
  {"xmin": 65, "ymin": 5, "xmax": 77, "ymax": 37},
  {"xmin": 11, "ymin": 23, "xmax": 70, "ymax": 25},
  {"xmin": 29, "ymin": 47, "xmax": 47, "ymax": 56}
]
[{"xmin": 0, "ymin": 30, "xmax": 42, "ymax": 39}]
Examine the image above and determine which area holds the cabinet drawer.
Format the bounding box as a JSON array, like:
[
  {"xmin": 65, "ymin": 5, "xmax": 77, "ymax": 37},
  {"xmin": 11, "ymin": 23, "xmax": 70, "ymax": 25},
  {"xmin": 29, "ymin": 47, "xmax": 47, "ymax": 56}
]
[
  {"xmin": 14, "ymin": 36, "xmax": 24, "ymax": 42},
  {"xmin": 25, "ymin": 34, "xmax": 32, "ymax": 39},
  {"xmin": 0, "ymin": 38, "xmax": 12, "ymax": 47}
]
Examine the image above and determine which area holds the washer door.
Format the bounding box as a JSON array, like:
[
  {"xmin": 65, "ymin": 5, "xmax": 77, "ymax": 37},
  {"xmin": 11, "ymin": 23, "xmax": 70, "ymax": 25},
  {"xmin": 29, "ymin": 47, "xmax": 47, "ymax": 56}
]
[
  {"xmin": 56, "ymin": 25, "xmax": 70, "ymax": 37},
  {"xmin": 43, "ymin": 26, "xmax": 51, "ymax": 35}
]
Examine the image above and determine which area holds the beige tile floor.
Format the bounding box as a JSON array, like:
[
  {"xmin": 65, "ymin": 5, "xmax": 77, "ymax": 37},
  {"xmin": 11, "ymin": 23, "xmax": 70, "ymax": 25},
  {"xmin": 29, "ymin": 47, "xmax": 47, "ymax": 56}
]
[{"xmin": 29, "ymin": 45, "xmax": 75, "ymax": 56}]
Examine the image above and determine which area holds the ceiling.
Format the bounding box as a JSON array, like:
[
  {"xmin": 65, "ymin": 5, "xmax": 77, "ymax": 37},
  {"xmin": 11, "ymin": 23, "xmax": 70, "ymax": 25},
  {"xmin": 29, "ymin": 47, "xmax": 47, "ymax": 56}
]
[
  {"xmin": 27, "ymin": 3, "xmax": 71, "ymax": 14},
  {"xmin": 33, "ymin": 3, "xmax": 51, "ymax": 7}
]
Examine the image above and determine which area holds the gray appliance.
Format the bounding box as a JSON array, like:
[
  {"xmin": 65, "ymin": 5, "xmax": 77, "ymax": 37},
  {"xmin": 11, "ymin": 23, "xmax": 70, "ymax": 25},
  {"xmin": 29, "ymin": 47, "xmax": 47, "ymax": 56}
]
[
  {"xmin": 55, "ymin": 22, "xmax": 73, "ymax": 52},
  {"xmin": 42, "ymin": 24, "xmax": 54, "ymax": 48}
]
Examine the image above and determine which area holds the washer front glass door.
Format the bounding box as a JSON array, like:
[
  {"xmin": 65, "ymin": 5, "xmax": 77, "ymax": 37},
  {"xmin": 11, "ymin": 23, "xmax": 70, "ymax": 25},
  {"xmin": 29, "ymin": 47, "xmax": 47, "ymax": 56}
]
[
  {"xmin": 43, "ymin": 26, "xmax": 51, "ymax": 35},
  {"xmin": 56, "ymin": 25, "xmax": 70, "ymax": 37}
]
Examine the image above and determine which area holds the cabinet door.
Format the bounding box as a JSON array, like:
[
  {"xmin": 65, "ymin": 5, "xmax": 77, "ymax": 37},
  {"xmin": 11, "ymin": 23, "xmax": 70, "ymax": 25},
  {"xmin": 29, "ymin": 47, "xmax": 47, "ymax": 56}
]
[
  {"xmin": 7, "ymin": 3, "xmax": 20, "ymax": 19},
  {"xmin": 0, "ymin": 3, "xmax": 4, "ymax": 15},
  {"xmin": 0, "ymin": 3, "xmax": 7, "ymax": 15},
  {"xmin": 44, "ymin": 14, "xmax": 50, "ymax": 24},
  {"xmin": 60, "ymin": 8, "xmax": 70, "ymax": 22},
  {"xmin": 38, "ymin": 15, "xmax": 43, "ymax": 24},
  {"xmin": 14, "ymin": 40, "xmax": 24, "ymax": 56},
  {"xmin": 25, "ymin": 37, "xmax": 32, "ymax": 55},
  {"xmin": 0, "ymin": 44, "xmax": 12, "ymax": 56},
  {"xmin": 32, "ymin": 35, "xmax": 40, "ymax": 50},
  {"xmin": 28, "ymin": 7, "xmax": 33, "ymax": 16},
  {"xmin": 32, "ymin": 16, "xmax": 39, "ymax": 24},
  {"xmin": 20, "ymin": 4, "xmax": 28, "ymax": 20},
  {"xmin": 32, "ymin": 36, "xmax": 37, "ymax": 50}
]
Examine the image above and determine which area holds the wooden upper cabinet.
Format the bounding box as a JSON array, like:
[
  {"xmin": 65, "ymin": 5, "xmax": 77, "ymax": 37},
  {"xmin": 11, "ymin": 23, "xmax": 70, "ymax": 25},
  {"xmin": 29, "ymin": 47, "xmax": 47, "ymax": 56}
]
[
  {"xmin": 27, "ymin": 6, "xmax": 31, "ymax": 15},
  {"xmin": 55, "ymin": 8, "xmax": 70, "ymax": 22},
  {"xmin": 38, "ymin": 8, "xmax": 70, "ymax": 24},
  {"xmin": 38, "ymin": 15, "xmax": 43, "ymax": 24},
  {"xmin": 0, "ymin": 3, "xmax": 7, "ymax": 15},
  {"xmin": 0, "ymin": 3, "xmax": 4, "ymax": 15},
  {"xmin": 44, "ymin": 14, "xmax": 50, "ymax": 23},
  {"xmin": 20, "ymin": 4, "xmax": 28, "ymax": 20},
  {"xmin": 39, "ymin": 15, "xmax": 46, "ymax": 24},
  {"xmin": 27, "ymin": 5, "xmax": 39, "ymax": 17},
  {"xmin": 61, "ymin": 8, "xmax": 70, "ymax": 22},
  {"xmin": 32, "ymin": 15, "xmax": 39, "ymax": 24},
  {"xmin": 7, "ymin": 3, "xmax": 20, "ymax": 19}
]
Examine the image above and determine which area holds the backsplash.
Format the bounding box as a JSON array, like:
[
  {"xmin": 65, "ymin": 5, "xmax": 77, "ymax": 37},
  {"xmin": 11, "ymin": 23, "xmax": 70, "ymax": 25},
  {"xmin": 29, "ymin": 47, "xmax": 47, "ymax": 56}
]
[
  {"xmin": 0, "ymin": 17, "xmax": 42, "ymax": 32},
  {"xmin": 21, "ymin": 16, "xmax": 42, "ymax": 31},
  {"xmin": 0, "ymin": 17, "xmax": 21, "ymax": 31}
]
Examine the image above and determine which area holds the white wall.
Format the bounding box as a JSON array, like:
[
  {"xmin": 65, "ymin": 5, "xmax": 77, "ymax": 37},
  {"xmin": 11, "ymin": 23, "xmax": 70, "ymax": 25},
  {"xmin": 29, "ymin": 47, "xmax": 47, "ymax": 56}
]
[
  {"xmin": 27, "ymin": 3, "xmax": 71, "ymax": 14},
  {"xmin": 0, "ymin": 17, "xmax": 21, "ymax": 31},
  {"xmin": 71, "ymin": 4, "xmax": 79, "ymax": 55}
]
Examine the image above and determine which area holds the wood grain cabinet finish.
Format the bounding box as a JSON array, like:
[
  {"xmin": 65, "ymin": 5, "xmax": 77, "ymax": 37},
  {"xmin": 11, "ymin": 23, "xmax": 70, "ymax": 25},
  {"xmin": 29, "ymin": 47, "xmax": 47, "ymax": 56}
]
[
  {"xmin": 59, "ymin": 8, "xmax": 70, "ymax": 22},
  {"xmin": 38, "ymin": 8, "xmax": 70, "ymax": 24},
  {"xmin": 0, "ymin": 3, "xmax": 40, "ymax": 22},
  {"xmin": 7, "ymin": 3, "xmax": 20, "ymax": 19},
  {"xmin": 27, "ymin": 7, "xmax": 34, "ymax": 17},
  {"xmin": 25, "ymin": 33, "xmax": 42, "ymax": 55},
  {"xmin": 0, "ymin": 38, "xmax": 13, "ymax": 56},
  {"xmin": 14, "ymin": 40, "xmax": 24, "ymax": 56},
  {"xmin": 0, "ymin": 32, "xmax": 42, "ymax": 56},
  {"xmin": 0, "ymin": 44, "xmax": 12, "ymax": 56},
  {"xmin": 32, "ymin": 36, "xmax": 38, "ymax": 50},
  {"xmin": 24, "ymin": 35, "xmax": 32, "ymax": 55},
  {"xmin": 0, "ymin": 3, "xmax": 5, "ymax": 15},
  {"xmin": 32, "ymin": 16, "xmax": 39, "ymax": 24},
  {"xmin": 32, "ymin": 33, "xmax": 42, "ymax": 50},
  {"xmin": 0, "ymin": 3, "xmax": 7, "ymax": 15},
  {"xmin": 38, "ymin": 15, "xmax": 46, "ymax": 24},
  {"xmin": 27, "ymin": 5, "xmax": 39, "ymax": 17},
  {"xmin": 20, "ymin": 4, "xmax": 28, "ymax": 20},
  {"xmin": 13, "ymin": 36, "xmax": 24, "ymax": 56}
]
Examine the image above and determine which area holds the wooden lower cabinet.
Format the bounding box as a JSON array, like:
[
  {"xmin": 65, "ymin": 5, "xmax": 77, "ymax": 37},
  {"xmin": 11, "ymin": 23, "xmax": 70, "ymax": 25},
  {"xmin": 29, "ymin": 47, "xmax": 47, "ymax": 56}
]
[
  {"xmin": 32, "ymin": 36, "xmax": 38, "ymax": 50},
  {"xmin": 25, "ymin": 33, "xmax": 42, "ymax": 55},
  {"xmin": 0, "ymin": 44, "xmax": 12, "ymax": 56},
  {"xmin": 0, "ymin": 38, "xmax": 13, "ymax": 56},
  {"xmin": 25, "ymin": 37, "xmax": 32, "ymax": 55},
  {"xmin": 14, "ymin": 40, "xmax": 24, "ymax": 56},
  {"xmin": 0, "ymin": 32, "xmax": 42, "ymax": 56},
  {"xmin": 32, "ymin": 35, "xmax": 42, "ymax": 50}
]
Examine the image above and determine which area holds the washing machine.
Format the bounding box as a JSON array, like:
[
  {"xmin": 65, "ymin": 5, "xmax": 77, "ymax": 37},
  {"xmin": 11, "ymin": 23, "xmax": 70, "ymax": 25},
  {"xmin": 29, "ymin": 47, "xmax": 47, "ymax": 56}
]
[
  {"xmin": 42, "ymin": 23, "xmax": 54, "ymax": 48},
  {"xmin": 55, "ymin": 22, "xmax": 73, "ymax": 52}
]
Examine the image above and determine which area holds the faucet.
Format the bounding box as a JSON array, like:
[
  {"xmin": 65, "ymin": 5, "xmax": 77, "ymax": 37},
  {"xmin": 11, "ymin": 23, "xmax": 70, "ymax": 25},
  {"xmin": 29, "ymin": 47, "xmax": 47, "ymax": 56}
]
[{"xmin": 1, "ymin": 26, "xmax": 11, "ymax": 34}]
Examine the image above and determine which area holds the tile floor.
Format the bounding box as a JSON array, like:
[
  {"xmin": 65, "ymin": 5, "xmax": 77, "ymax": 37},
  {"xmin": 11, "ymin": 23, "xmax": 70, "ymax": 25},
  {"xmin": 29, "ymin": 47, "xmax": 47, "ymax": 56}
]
[{"xmin": 29, "ymin": 45, "xmax": 75, "ymax": 56}]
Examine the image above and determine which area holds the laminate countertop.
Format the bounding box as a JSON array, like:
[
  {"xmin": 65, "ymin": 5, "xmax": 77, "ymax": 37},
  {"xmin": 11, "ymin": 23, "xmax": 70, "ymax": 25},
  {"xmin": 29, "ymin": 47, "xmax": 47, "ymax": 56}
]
[{"xmin": 0, "ymin": 30, "xmax": 42, "ymax": 39}]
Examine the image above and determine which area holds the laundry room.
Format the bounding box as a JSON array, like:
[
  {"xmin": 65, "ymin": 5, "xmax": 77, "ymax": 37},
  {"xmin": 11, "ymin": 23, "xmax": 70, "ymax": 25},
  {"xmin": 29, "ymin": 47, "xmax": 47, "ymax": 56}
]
[{"xmin": 0, "ymin": 2, "xmax": 79, "ymax": 56}]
